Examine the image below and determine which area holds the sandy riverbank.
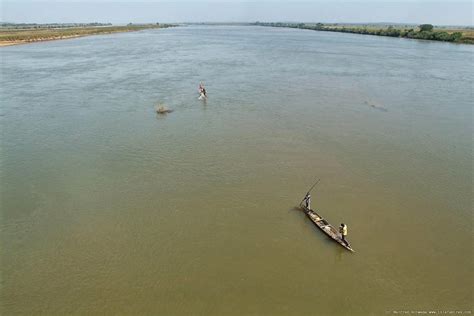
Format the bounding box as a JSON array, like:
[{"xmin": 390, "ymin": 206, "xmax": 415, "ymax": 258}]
[
  {"xmin": 0, "ymin": 35, "xmax": 85, "ymax": 46},
  {"xmin": 0, "ymin": 24, "xmax": 175, "ymax": 47}
]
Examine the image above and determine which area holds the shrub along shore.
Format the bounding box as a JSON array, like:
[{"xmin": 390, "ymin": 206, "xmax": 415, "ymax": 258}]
[
  {"xmin": 254, "ymin": 22, "xmax": 474, "ymax": 44},
  {"xmin": 0, "ymin": 23, "xmax": 176, "ymax": 46}
]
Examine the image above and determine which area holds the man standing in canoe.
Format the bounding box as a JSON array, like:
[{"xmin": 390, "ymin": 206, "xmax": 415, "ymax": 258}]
[
  {"xmin": 339, "ymin": 223, "xmax": 349, "ymax": 246},
  {"xmin": 303, "ymin": 193, "xmax": 311, "ymax": 210}
]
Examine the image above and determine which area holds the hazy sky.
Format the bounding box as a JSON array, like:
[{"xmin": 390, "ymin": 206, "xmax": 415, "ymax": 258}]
[{"xmin": 1, "ymin": 1, "xmax": 472, "ymax": 25}]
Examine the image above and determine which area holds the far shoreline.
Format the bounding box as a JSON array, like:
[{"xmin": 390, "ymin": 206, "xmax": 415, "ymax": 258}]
[
  {"xmin": 253, "ymin": 22, "xmax": 474, "ymax": 45},
  {"xmin": 0, "ymin": 34, "xmax": 84, "ymax": 47},
  {"xmin": 0, "ymin": 24, "xmax": 176, "ymax": 47}
]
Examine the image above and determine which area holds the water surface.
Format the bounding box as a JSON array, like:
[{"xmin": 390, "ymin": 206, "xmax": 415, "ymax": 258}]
[{"xmin": 1, "ymin": 26, "xmax": 472, "ymax": 315}]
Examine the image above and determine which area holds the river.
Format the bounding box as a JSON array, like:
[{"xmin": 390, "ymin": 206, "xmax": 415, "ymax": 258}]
[{"xmin": 1, "ymin": 25, "xmax": 472, "ymax": 315}]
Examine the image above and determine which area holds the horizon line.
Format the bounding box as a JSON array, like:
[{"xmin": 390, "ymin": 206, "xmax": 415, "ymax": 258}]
[{"xmin": 1, "ymin": 21, "xmax": 473, "ymax": 27}]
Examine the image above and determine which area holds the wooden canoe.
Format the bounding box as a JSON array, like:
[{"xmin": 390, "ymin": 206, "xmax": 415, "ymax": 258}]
[{"xmin": 301, "ymin": 204, "xmax": 355, "ymax": 252}]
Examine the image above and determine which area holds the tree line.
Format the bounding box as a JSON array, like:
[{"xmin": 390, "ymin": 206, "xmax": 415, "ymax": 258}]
[{"xmin": 254, "ymin": 22, "xmax": 471, "ymax": 44}]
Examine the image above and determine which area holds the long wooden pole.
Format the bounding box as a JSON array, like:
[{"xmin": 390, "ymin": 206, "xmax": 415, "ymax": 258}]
[{"xmin": 299, "ymin": 178, "xmax": 320, "ymax": 206}]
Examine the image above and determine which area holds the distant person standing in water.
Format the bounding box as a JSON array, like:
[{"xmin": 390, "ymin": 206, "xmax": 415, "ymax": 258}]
[
  {"xmin": 339, "ymin": 223, "xmax": 348, "ymax": 246},
  {"xmin": 198, "ymin": 82, "xmax": 207, "ymax": 99}
]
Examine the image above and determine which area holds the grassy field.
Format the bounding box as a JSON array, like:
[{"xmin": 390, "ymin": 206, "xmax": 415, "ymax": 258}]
[
  {"xmin": 0, "ymin": 24, "xmax": 175, "ymax": 46},
  {"xmin": 441, "ymin": 28, "xmax": 474, "ymax": 42}
]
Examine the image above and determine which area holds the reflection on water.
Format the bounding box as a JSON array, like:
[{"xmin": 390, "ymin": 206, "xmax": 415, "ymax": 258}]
[{"xmin": 1, "ymin": 26, "xmax": 472, "ymax": 315}]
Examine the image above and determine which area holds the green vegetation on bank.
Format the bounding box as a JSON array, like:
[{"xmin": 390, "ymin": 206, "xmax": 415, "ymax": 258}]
[
  {"xmin": 254, "ymin": 22, "xmax": 474, "ymax": 44},
  {"xmin": 0, "ymin": 23, "xmax": 175, "ymax": 45}
]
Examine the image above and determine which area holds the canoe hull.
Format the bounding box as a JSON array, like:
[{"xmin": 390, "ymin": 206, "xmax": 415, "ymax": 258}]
[{"xmin": 301, "ymin": 205, "xmax": 355, "ymax": 252}]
